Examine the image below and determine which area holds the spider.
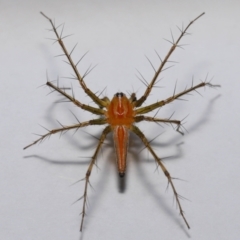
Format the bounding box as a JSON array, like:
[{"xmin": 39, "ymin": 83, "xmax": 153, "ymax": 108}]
[{"xmin": 24, "ymin": 12, "xmax": 219, "ymax": 231}]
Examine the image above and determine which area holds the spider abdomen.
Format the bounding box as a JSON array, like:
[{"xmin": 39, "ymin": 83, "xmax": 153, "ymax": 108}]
[{"xmin": 113, "ymin": 125, "xmax": 129, "ymax": 177}]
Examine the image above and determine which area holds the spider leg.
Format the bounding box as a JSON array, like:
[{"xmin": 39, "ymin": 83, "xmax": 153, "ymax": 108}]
[
  {"xmin": 80, "ymin": 126, "xmax": 111, "ymax": 231},
  {"xmin": 134, "ymin": 115, "xmax": 183, "ymax": 135},
  {"xmin": 134, "ymin": 12, "xmax": 205, "ymax": 108},
  {"xmin": 136, "ymin": 81, "xmax": 220, "ymax": 115},
  {"xmin": 131, "ymin": 125, "xmax": 190, "ymax": 229},
  {"xmin": 40, "ymin": 12, "xmax": 108, "ymax": 108},
  {"xmin": 23, "ymin": 118, "xmax": 107, "ymax": 149},
  {"xmin": 47, "ymin": 81, "xmax": 105, "ymax": 115}
]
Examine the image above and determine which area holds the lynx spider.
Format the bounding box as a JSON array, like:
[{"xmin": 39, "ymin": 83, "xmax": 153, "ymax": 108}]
[{"xmin": 24, "ymin": 12, "xmax": 220, "ymax": 231}]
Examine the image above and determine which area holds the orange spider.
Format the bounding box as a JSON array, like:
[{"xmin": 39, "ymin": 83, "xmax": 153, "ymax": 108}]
[{"xmin": 24, "ymin": 12, "xmax": 219, "ymax": 231}]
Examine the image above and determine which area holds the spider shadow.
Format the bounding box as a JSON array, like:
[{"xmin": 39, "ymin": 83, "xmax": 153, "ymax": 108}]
[
  {"xmin": 186, "ymin": 94, "xmax": 221, "ymax": 134},
  {"xmin": 33, "ymin": 95, "xmax": 130, "ymax": 193},
  {"xmin": 24, "ymin": 84, "xmax": 220, "ymax": 237},
  {"xmin": 129, "ymin": 132, "xmax": 189, "ymax": 235},
  {"xmin": 24, "ymin": 134, "xmax": 117, "ymax": 237},
  {"xmin": 23, "ymin": 154, "xmax": 90, "ymax": 166},
  {"xmin": 124, "ymin": 94, "xmax": 220, "ymax": 237},
  {"xmin": 45, "ymin": 95, "xmax": 104, "ymax": 150}
]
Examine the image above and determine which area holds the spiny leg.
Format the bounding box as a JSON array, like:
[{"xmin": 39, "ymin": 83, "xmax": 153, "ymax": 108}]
[
  {"xmin": 135, "ymin": 12, "xmax": 205, "ymax": 108},
  {"xmin": 136, "ymin": 81, "xmax": 220, "ymax": 115},
  {"xmin": 47, "ymin": 81, "xmax": 105, "ymax": 115},
  {"xmin": 80, "ymin": 126, "xmax": 111, "ymax": 231},
  {"xmin": 23, "ymin": 119, "xmax": 107, "ymax": 150},
  {"xmin": 134, "ymin": 115, "xmax": 184, "ymax": 135},
  {"xmin": 40, "ymin": 12, "xmax": 108, "ymax": 108},
  {"xmin": 131, "ymin": 125, "xmax": 190, "ymax": 229}
]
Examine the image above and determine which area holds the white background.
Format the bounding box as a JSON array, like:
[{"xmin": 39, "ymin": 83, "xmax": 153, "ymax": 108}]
[{"xmin": 1, "ymin": 1, "xmax": 239, "ymax": 240}]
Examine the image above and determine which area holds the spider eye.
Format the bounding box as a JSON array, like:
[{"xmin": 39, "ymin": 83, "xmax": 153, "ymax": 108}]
[{"xmin": 115, "ymin": 92, "xmax": 124, "ymax": 97}]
